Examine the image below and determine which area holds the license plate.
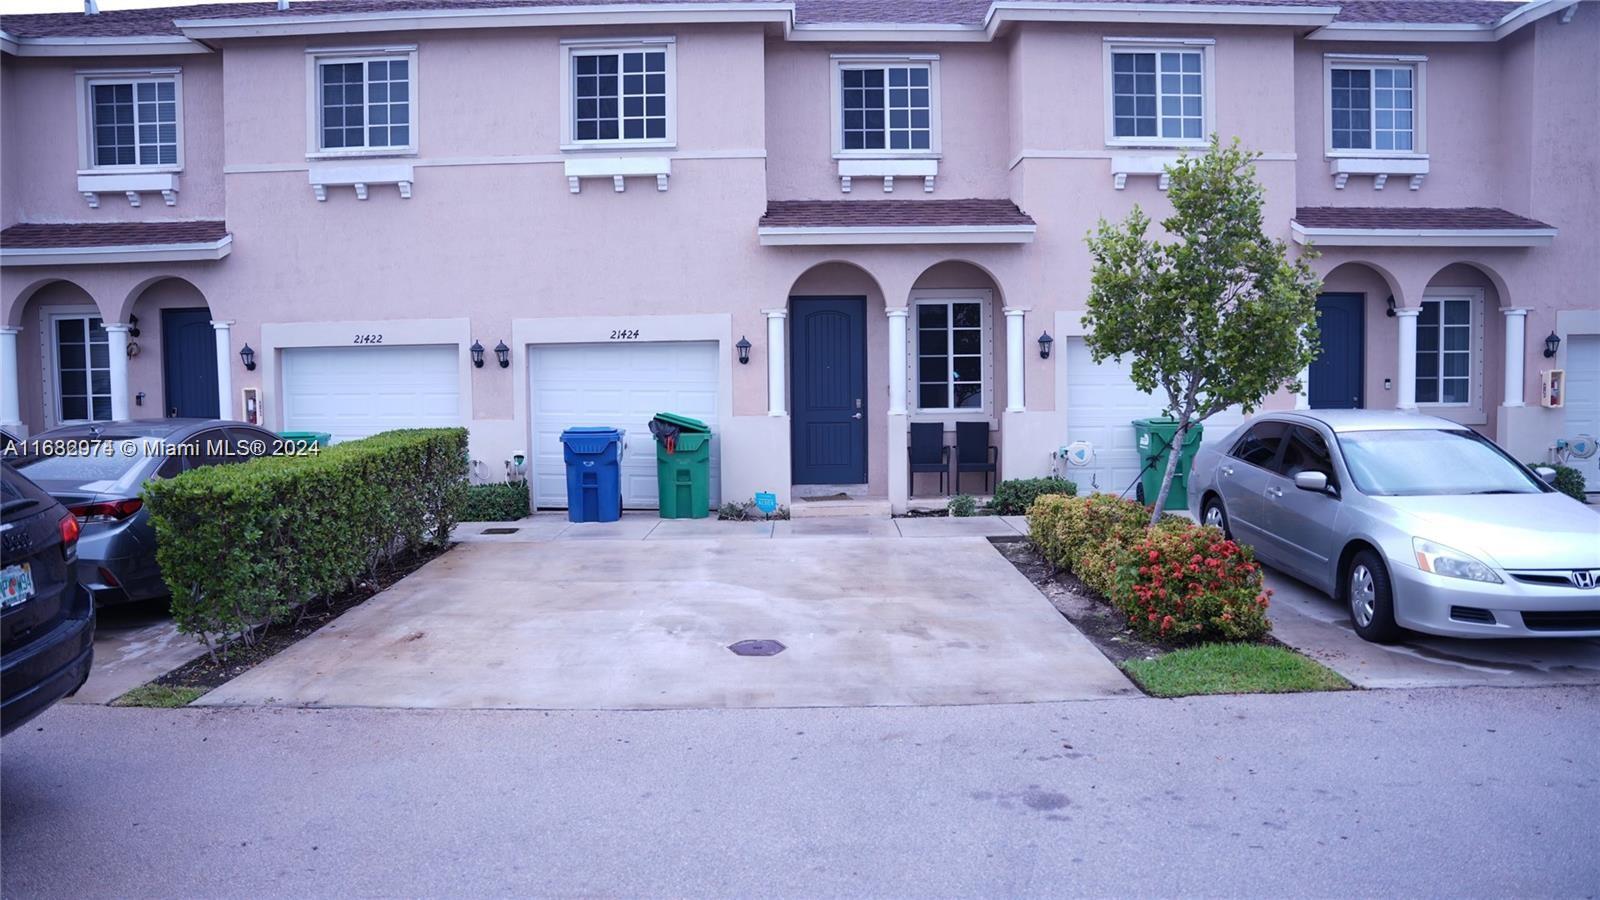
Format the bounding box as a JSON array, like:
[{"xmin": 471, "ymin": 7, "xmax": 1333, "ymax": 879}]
[{"xmin": 1, "ymin": 563, "xmax": 35, "ymax": 608}]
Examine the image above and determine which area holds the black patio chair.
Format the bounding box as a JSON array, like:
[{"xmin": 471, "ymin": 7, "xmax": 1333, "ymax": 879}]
[
  {"xmin": 954, "ymin": 421, "xmax": 997, "ymax": 494},
  {"xmin": 907, "ymin": 422, "xmax": 950, "ymax": 497}
]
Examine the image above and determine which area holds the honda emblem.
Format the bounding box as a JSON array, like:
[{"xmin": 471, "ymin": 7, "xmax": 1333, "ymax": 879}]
[{"xmin": 1575, "ymin": 570, "xmax": 1599, "ymax": 590}]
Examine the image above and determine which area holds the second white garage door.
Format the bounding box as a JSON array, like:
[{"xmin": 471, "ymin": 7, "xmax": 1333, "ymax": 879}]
[
  {"xmin": 1563, "ymin": 334, "xmax": 1600, "ymax": 493},
  {"xmin": 281, "ymin": 345, "xmax": 462, "ymax": 444},
  {"xmin": 530, "ymin": 342, "xmax": 720, "ymax": 510},
  {"xmin": 1064, "ymin": 337, "xmax": 1244, "ymax": 497}
]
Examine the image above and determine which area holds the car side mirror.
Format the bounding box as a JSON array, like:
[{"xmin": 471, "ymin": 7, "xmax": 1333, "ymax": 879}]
[
  {"xmin": 1293, "ymin": 471, "xmax": 1330, "ymax": 494},
  {"xmin": 1534, "ymin": 466, "xmax": 1558, "ymax": 484}
]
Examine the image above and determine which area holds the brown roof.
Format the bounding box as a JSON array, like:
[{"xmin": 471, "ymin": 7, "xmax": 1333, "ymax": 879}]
[
  {"xmin": 0, "ymin": 0, "xmax": 1531, "ymax": 38},
  {"xmin": 761, "ymin": 199, "xmax": 1035, "ymax": 229},
  {"xmin": 1293, "ymin": 207, "xmax": 1554, "ymax": 231},
  {"xmin": 0, "ymin": 221, "xmax": 230, "ymax": 248}
]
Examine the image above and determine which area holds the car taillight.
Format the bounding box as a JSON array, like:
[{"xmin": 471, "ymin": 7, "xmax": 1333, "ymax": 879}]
[
  {"xmin": 59, "ymin": 513, "xmax": 80, "ymax": 561},
  {"xmin": 67, "ymin": 498, "xmax": 143, "ymax": 523}
]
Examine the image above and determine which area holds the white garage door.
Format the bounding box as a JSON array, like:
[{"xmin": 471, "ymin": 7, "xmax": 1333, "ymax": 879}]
[
  {"xmin": 530, "ymin": 342, "xmax": 720, "ymax": 510},
  {"xmin": 1564, "ymin": 334, "xmax": 1600, "ymax": 491},
  {"xmin": 1064, "ymin": 337, "xmax": 1245, "ymax": 497},
  {"xmin": 282, "ymin": 345, "xmax": 461, "ymax": 444}
]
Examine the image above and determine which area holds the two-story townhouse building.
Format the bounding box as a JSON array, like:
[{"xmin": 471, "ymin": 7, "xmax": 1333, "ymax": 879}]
[{"xmin": 2, "ymin": 0, "xmax": 1595, "ymax": 515}]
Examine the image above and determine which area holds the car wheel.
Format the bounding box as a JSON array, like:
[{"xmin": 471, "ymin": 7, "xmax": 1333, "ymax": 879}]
[
  {"xmin": 1347, "ymin": 549, "xmax": 1402, "ymax": 643},
  {"xmin": 1200, "ymin": 495, "xmax": 1231, "ymax": 540}
]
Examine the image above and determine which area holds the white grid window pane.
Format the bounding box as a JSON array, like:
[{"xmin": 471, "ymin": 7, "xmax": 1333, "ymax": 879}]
[
  {"xmin": 841, "ymin": 65, "xmax": 930, "ymax": 152},
  {"xmin": 1114, "ymin": 50, "xmax": 1200, "ymax": 141},
  {"xmin": 916, "ymin": 302, "xmax": 985, "ymax": 411},
  {"xmin": 1158, "ymin": 51, "xmax": 1203, "ymax": 140},
  {"xmin": 841, "ymin": 68, "xmax": 885, "ymax": 150},
  {"xmin": 1372, "ymin": 66, "xmax": 1414, "ymax": 152},
  {"xmin": 1415, "ymin": 299, "xmax": 1471, "ymax": 405},
  {"xmin": 320, "ymin": 58, "xmax": 409, "ymax": 151},
  {"xmin": 1330, "ymin": 68, "xmax": 1372, "ymax": 150},
  {"xmin": 1332, "ymin": 65, "xmax": 1413, "ymax": 152},
  {"xmin": 575, "ymin": 49, "xmax": 666, "ymax": 142},
  {"xmin": 56, "ymin": 316, "xmax": 113, "ymax": 423},
  {"xmin": 1112, "ymin": 52, "xmax": 1157, "ymax": 138},
  {"xmin": 92, "ymin": 79, "xmax": 176, "ymax": 167}
]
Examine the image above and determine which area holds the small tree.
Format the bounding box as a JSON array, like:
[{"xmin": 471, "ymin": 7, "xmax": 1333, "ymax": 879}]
[{"xmin": 1084, "ymin": 138, "xmax": 1322, "ymax": 525}]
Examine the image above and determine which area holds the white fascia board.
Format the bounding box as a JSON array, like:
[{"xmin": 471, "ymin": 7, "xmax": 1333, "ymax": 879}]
[
  {"xmin": 1494, "ymin": 0, "xmax": 1579, "ymax": 38},
  {"xmin": 1290, "ymin": 222, "xmax": 1557, "ymax": 248},
  {"xmin": 3, "ymin": 35, "xmax": 210, "ymax": 57},
  {"xmin": 175, "ymin": 3, "xmax": 792, "ymax": 39},
  {"xmin": 1306, "ymin": 22, "xmax": 1496, "ymax": 42},
  {"xmin": 759, "ymin": 225, "xmax": 1036, "ymax": 246},
  {"xmin": 1, "ymin": 235, "xmax": 232, "ymax": 267},
  {"xmin": 987, "ymin": 2, "xmax": 1338, "ymax": 35},
  {"xmin": 789, "ymin": 24, "xmax": 987, "ymax": 43}
]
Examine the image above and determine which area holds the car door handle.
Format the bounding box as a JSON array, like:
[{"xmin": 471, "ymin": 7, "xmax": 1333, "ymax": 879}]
[
  {"xmin": 1266, "ymin": 486, "xmax": 1283, "ymax": 498},
  {"xmin": 1221, "ymin": 465, "xmax": 1235, "ymax": 477}
]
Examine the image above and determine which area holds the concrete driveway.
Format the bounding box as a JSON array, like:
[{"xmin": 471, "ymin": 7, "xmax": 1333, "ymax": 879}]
[
  {"xmin": 1265, "ymin": 567, "xmax": 1600, "ymax": 689},
  {"xmin": 198, "ymin": 523, "xmax": 1135, "ymax": 710}
]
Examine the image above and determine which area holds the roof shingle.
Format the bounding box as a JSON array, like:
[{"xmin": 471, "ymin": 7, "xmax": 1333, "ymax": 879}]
[
  {"xmin": 0, "ymin": 221, "xmax": 230, "ymax": 248},
  {"xmin": 1293, "ymin": 207, "xmax": 1554, "ymax": 230},
  {"xmin": 761, "ymin": 199, "xmax": 1034, "ymax": 229}
]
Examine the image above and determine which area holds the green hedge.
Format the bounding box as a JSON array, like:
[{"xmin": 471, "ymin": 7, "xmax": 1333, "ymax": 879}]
[
  {"xmin": 1525, "ymin": 461, "xmax": 1587, "ymax": 503},
  {"xmin": 145, "ymin": 428, "xmax": 468, "ymax": 646},
  {"xmin": 991, "ymin": 477, "xmax": 1077, "ymax": 515},
  {"xmin": 462, "ymin": 481, "xmax": 531, "ymax": 521}
]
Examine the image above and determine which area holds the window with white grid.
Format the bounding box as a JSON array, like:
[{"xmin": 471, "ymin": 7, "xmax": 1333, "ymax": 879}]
[
  {"xmin": 317, "ymin": 56, "xmax": 412, "ymax": 152},
  {"xmin": 840, "ymin": 64, "xmax": 932, "ymax": 152},
  {"xmin": 564, "ymin": 41, "xmax": 674, "ymax": 146},
  {"xmin": 85, "ymin": 76, "xmax": 179, "ymax": 169},
  {"xmin": 916, "ymin": 300, "xmax": 986, "ymax": 412},
  {"xmin": 1331, "ymin": 64, "xmax": 1415, "ymax": 152},
  {"xmin": 1109, "ymin": 47, "xmax": 1205, "ymax": 144},
  {"xmin": 1416, "ymin": 297, "xmax": 1473, "ymax": 405}
]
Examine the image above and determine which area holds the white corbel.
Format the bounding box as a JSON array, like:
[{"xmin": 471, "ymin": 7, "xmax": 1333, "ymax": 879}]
[
  {"xmin": 353, "ymin": 182, "xmax": 369, "ymax": 201},
  {"xmin": 567, "ymin": 175, "xmax": 581, "ymax": 194},
  {"xmin": 1560, "ymin": 4, "xmax": 1576, "ymax": 22},
  {"xmin": 161, "ymin": 189, "xmax": 177, "ymax": 206},
  {"xmin": 125, "ymin": 191, "xmax": 141, "ymax": 207},
  {"xmin": 1157, "ymin": 172, "xmax": 1171, "ymax": 191},
  {"xmin": 82, "ymin": 192, "xmax": 100, "ymax": 209},
  {"xmin": 923, "ymin": 174, "xmax": 935, "ymax": 193},
  {"xmin": 398, "ymin": 180, "xmax": 412, "ymax": 199},
  {"xmin": 312, "ymin": 183, "xmax": 327, "ymax": 201},
  {"xmin": 1409, "ymin": 174, "xmax": 1425, "ymax": 190},
  {"xmin": 884, "ymin": 175, "xmax": 895, "ymax": 192},
  {"xmin": 1373, "ymin": 173, "xmax": 1388, "ymax": 190},
  {"xmin": 1333, "ymin": 172, "xmax": 1350, "ymax": 190},
  {"xmin": 840, "ymin": 174, "xmax": 852, "ymax": 193},
  {"xmin": 613, "ymin": 175, "xmax": 626, "ymax": 192},
  {"xmin": 1113, "ymin": 172, "xmax": 1128, "ymax": 190},
  {"xmin": 656, "ymin": 173, "xmax": 669, "ymax": 192}
]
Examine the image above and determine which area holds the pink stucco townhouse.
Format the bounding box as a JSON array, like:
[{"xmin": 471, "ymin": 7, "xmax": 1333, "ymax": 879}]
[{"xmin": 1, "ymin": 0, "xmax": 1596, "ymax": 514}]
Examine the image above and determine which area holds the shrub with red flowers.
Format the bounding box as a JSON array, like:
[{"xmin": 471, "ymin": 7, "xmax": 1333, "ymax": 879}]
[{"xmin": 1110, "ymin": 525, "xmax": 1271, "ymax": 642}]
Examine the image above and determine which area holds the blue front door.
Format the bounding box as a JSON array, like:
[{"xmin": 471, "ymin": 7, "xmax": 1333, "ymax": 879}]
[
  {"xmin": 1309, "ymin": 293, "xmax": 1364, "ymax": 410},
  {"xmin": 790, "ymin": 296, "xmax": 867, "ymax": 484},
  {"xmin": 162, "ymin": 307, "xmax": 219, "ymax": 418}
]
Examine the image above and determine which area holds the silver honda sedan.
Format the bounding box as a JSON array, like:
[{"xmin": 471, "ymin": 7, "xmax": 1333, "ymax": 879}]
[{"xmin": 1188, "ymin": 410, "xmax": 1600, "ymax": 642}]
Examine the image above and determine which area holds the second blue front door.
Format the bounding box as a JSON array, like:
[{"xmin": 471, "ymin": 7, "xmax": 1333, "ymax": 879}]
[
  {"xmin": 1309, "ymin": 292, "xmax": 1365, "ymax": 410},
  {"xmin": 790, "ymin": 296, "xmax": 867, "ymax": 484},
  {"xmin": 162, "ymin": 307, "xmax": 219, "ymax": 418}
]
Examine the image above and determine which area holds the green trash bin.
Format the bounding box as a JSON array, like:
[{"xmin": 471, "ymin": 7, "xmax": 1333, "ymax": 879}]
[
  {"xmin": 277, "ymin": 430, "xmax": 333, "ymax": 449},
  {"xmin": 650, "ymin": 413, "xmax": 712, "ymax": 519},
  {"xmin": 1132, "ymin": 417, "xmax": 1204, "ymax": 511}
]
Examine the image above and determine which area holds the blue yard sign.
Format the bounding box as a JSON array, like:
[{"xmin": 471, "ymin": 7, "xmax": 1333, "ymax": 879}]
[{"xmin": 754, "ymin": 491, "xmax": 778, "ymax": 515}]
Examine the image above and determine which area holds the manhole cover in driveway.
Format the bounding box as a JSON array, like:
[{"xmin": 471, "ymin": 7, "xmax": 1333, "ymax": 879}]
[
  {"xmin": 728, "ymin": 639, "xmax": 786, "ymax": 657},
  {"xmin": 482, "ymin": 527, "xmax": 520, "ymax": 535}
]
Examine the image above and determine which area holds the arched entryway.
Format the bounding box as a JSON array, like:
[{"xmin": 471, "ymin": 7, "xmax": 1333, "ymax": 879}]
[
  {"xmin": 1414, "ymin": 261, "xmax": 1508, "ymax": 432},
  {"xmin": 7, "ymin": 279, "xmax": 112, "ymax": 433},
  {"xmin": 1310, "ymin": 261, "xmax": 1403, "ymax": 411},
  {"xmin": 125, "ymin": 277, "xmax": 219, "ymax": 419}
]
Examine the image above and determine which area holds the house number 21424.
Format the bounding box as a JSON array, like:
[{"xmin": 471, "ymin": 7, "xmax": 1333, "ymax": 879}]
[
  {"xmin": 353, "ymin": 334, "xmax": 384, "ymax": 344},
  {"xmin": 609, "ymin": 329, "xmax": 640, "ymax": 340}
]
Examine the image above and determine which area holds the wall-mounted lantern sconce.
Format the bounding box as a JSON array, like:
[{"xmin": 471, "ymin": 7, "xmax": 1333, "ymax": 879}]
[
  {"xmin": 135, "ymin": 391, "xmax": 145, "ymax": 407},
  {"xmin": 736, "ymin": 335, "xmax": 752, "ymax": 365},
  {"xmin": 1038, "ymin": 331, "xmax": 1054, "ymax": 359},
  {"xmin": 128, "ymin": 314, "xmax": 140, "ymax": 338},
  {"xmin": 126, "ymin": 341, "xmax": 140, "ymax": 358},
  {"xmin": 1385, "ymin": 295, "xmax": 1396, "ymax": 318},
  {"xmin": 238, "ymin": 343, "xmax": 256, "ymax": 371},
  {"xmin": 470, "ymin": 340, "xmax": 485, "ymax": 368},
  {"xmin": 494, "ymin": 340, "xmax": 510, "ymax": 369},
  {"xmin": 1544, "ymin": 331, "xmax": 1561, "ymax": 358}
]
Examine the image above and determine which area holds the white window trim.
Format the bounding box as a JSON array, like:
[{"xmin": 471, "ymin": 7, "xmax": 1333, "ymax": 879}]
[
  {"xmin": 305, "ymin": 44, "xmax": 419, "ymax": 160},
  {"xmin": 41, "ymin": 306, "xmax": 112, "ymax": 427},
  {"xmin": 74, "ymin": 67, "xmax": 184, "ymax": 174},
  {"xmin": 909, "ymin": 289, "xmax": 994, "ymax": 421},
  {"xmin": 1102, "ymin": 38, "xmax": 1214, "ymax": 150},
  {"xmin": 560, "ymin": 36, "xmax": 677, "ymax": 152},
  {"xmin": 830, "ymin": 53, "xmax": 942, "ymax": 160},
  {"xmin": 1323, "ymin": 53, "xmax": 1427, "ymax": 159},
  {"xmin": 1416, "ymin": 288, "xmax": 1483, "ymax": 413}
]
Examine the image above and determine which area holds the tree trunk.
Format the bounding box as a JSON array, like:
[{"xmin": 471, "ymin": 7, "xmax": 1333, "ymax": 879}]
[{"xmin": 1148, "ymin": 420, "xmax": 1189, "ymax": 527}]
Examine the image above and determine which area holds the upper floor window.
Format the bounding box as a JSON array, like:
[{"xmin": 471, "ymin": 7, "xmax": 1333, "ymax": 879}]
[
  {"xmin": 562, "ymin": 38, "xmax": 676, "ymax": 148},
  {"xmin": 1105, "ymin": 40, "xmax": 1211, "ymax": 147},
  {"xmin": 76, "ymin": 69, "xmax": 182, "ymax": 170},
  {"xmin": 1325, "ymin": 55, "xmax": 1425, "ymax": 155},
  {"xmin": 307, "ymin": 46, "xmax": 417, "ymax": 157},
  {"xmin": 831, "ymin": 55, "xmax": 940, "ymax": 157}
]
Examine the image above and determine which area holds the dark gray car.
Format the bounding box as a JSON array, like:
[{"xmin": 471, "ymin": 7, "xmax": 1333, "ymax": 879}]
[{"xmin": 9, "ymin": 420, "xmax": 279, "ymax": 606}]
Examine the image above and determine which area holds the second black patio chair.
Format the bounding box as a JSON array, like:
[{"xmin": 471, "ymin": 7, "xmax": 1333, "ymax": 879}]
[
  {"xmin": 954, "ymin": 421, "xmax": 997, "ymax": 494},
  {"xmin": 907, "ymin": 422, "xmax": 950, "ymax": 497}
]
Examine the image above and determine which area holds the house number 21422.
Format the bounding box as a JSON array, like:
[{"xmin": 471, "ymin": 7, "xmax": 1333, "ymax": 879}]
[
  {"xmin": 609, "ymin": 329, "xmax": 640, "ymax": 340},
  {"xmin": 353, "ymin": 334, "xmax": 384, "ymax": 344}
]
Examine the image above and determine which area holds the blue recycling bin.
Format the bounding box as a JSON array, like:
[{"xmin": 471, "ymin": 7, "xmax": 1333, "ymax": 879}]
[{"xmin": 559, "ymin": 427, "xmax": 624, "ymax": 523}]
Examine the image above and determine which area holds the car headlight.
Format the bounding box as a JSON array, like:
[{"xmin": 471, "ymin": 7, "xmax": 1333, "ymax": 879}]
[{"xmin": 1413, "ymin": 538, "xmax": 1502, "ymax": 584}]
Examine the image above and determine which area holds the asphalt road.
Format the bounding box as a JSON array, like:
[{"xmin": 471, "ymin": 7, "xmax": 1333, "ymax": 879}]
[{"xmin": 4, "ymin": 687, "xmax": 1597, "ymax": 899}]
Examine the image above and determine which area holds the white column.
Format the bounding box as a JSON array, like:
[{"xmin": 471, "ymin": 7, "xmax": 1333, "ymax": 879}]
[
  {"xmin": 1395, "ymin": 307, "xmax": 1420, "ymax": 411},
  {"xmin": 762, "ymin": 309, "xmax": 786, "ymax": 416},
  {"xmin": 1003, "ymin": 307, "xmax": 1027, "ymax": 413},
  {"xmin": 103, "ymin": 323, "xmax": 131, "ymax": 421},
  {"xmin": 1501, "ymin": 307, "xmax": 1529, "ymax": 407},
  {"xmin": 0, "ymin": 327, "xmax": 21, "ymax": 434},
  {"xmin": 886, "ymin": 307, "xmax": 909, "ymax": 415},
  {"xmin": 212, "ymin": 320, "xmax": 234, "ymax": 419}
]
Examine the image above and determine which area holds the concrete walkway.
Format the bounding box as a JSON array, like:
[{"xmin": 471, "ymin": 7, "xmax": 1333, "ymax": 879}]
[
  {"xmin": 197, "ymin": 530, "xmax": 1135, "ymax": 711},
  {"xmin": 453, "ymin": 511, "xmax": 1033, "ymax": 541}
]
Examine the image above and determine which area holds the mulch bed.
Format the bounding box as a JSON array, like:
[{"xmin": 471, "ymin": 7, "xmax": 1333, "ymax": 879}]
[
  {"xmin": 991, "ymin": 537, "xmax": 1168, "ymax": 666},
  {"xmin": 143, "ymin": 543, "xmax": 452, "ymax": 694}
]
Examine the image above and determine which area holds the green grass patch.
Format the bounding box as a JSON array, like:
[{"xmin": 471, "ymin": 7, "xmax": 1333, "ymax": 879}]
[
  {"xmin": 1122, "ymin": 643, "xmax": 1351, "ymax": 698},
  {"xmin": 111, "ymin": 684, "xmax": 208, "ymax": 708}
]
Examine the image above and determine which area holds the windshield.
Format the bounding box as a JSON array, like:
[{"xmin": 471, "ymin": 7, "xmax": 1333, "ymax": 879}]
[
  {"xmin": 11, "ymin": 438, "xmax": 151, "ymax": 486},
  {"xmin": 1337, "ymin": 428, "xmax": 1547, "ymax": 497}
]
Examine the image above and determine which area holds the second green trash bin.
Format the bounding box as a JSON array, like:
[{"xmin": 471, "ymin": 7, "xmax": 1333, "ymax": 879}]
[
  {"xmin": 1132, "ymin": 417, "xmax": 1204, "ymax": 511},
  {"xmin": 649, "ymin": 413, "xmax": 711, "ymax": 519}
]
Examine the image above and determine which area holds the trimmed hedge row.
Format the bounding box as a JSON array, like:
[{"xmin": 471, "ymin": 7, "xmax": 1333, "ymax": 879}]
[
  {"xmin": 1028, "ymin": 493, "xmax": 1271, "ymax": 642},
  {"xmin": 462, "ymin": 481, "xmax": 532, "ymax": 522},
  {"xmin": 146, "ymin": 428, "xmax": 468, "ymax": 646},
  {"xmin": 1526, "ymin": 461, "xmax": 1586, "ymax": 503},
  {"xmin": 990, "ymin": 477, "xmax": 1077, "ymax": 516}
]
